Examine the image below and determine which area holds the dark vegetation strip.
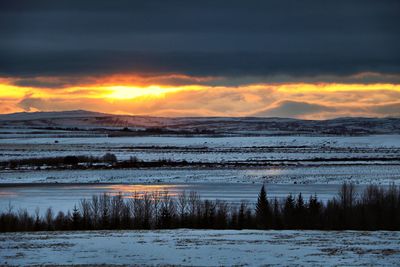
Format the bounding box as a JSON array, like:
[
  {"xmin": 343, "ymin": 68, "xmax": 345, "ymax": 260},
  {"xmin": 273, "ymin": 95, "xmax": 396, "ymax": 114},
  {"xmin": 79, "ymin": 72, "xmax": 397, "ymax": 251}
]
[
  {"xmin": 1, "ymin": 153, "xmax": 400, "ymax": 171},
  {"xmin": 1, "ymin": 183, "xmax": 399, "ymax": 232}
]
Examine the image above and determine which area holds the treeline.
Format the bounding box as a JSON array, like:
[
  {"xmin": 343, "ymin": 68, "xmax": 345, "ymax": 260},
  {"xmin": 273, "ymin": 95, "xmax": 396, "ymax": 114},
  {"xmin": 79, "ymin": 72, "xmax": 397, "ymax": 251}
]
[
  {"xmin": 1, "ymin": 183, "xmax": 399, "ymax": 232},
  {"xmin": 1, "ymin": 153, "xmax": 117, "ymax": 169},
  {"xmin": 1, "ymin": 153, "xmax": 195, "ymax": 170},
  {"xmin": 108, "ymin": 127, "xmax": 216, "ymax": 137},
  {"xmin": 3, "ymin": 153, "xmax": 400, "ymax": 171}
]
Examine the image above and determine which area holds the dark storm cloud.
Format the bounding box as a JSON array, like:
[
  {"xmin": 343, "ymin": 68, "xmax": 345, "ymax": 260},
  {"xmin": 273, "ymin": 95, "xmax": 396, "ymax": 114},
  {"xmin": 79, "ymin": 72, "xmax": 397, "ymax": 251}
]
[{"xmin": 1, "ymin": 0, "xmax": 399, "ymax": 78}]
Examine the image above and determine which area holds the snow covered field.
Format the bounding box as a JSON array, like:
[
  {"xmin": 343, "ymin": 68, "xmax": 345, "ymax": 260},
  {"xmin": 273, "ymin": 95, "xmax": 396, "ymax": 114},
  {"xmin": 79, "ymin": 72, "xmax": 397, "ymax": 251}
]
[
  {"xmin": 1, "ymin": 165, "xmax": 399, "ymax": 185},
  {"xmin": 1, "ymin": 229, "xmax": 399, "ymax": 266},
  {"xmin": 2, "ymin": 135, "xmax": 400, "ymax": 147},
  {"xmin": 1, "ymin": 135, "xmax": 400, "ymax": 163}
]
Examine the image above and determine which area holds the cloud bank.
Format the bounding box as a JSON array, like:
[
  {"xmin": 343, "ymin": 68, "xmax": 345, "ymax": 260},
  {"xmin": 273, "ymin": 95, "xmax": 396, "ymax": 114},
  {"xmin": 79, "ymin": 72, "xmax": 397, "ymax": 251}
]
[
  {"xmin": 0, "ymin": 1, "xmax": 399, "ymax": 118},
  {"xmin": 1, "ymin": 0, "xmax": 399, "ymax": 78}
]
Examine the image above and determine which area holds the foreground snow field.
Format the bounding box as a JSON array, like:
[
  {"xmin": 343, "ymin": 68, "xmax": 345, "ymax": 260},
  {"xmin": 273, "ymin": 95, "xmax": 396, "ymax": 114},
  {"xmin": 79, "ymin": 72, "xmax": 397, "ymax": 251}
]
[{"xmin": 1, "ymin": 229, "xmax": 399, "ymax": 266}]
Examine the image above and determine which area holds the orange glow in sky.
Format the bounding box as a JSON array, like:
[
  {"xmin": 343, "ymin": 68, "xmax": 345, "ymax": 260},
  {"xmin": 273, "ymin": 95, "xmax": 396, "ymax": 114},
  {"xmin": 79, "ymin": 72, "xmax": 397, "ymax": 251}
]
[{"xmin": 0, "ymin": 76, "xmax": 399, "ymax": 119}]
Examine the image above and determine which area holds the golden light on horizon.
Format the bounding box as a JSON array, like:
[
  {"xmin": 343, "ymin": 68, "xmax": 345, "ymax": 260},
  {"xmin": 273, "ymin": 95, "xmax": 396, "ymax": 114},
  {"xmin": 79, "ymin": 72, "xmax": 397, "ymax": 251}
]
[
  {"xmin": 0, "ymin": 78, "xmax": 399, "ymax": 118},
  {"xmin": 102, "ymin": 85, "xmax": 199, "ymax": 100}
]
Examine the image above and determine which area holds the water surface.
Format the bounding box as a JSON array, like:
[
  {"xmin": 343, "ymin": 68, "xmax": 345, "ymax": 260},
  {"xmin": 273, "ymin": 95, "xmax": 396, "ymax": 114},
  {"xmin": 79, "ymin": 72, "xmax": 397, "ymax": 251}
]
[{"xmin": 0, "ymin": 183, "xmax": 368, "ymax": 214}]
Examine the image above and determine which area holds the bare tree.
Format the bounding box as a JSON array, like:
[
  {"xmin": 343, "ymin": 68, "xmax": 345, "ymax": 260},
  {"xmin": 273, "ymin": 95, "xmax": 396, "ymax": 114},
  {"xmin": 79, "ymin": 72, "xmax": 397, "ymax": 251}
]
[
  {"xmin": 151, "ymin": 191, "xmax": 162, "ymax": 227},
  {"xmin": 159, "ymin": 190, "xmax": 176, "ymax": 228},
  {"xmin": 80, "ymin": 199, "xmax": 92, "ymax": 229},
  {"xmin": 130, "ymin": 192, "xmax": 144, "ymax": 228},
  {"xmin": 90, "ymin": 195, "xmax": 100, "ymax": 228},
  {"xmin": 338, "ymin": 182, "xmax": 356, "ymax": 209},
  {"xmin": 188, "ymin": 191, "xmax": 200, "ymax": 221},
  {"xmin": 99, "ymin": 193, "xmax": 110, "ymax": 228},
  {"xmin": 177, "ymin": 191, "xmax": 188, "ymax": 225},
  {"xmin": 142, "ymin": 192, "xmax": 153, "ymax": 229}
]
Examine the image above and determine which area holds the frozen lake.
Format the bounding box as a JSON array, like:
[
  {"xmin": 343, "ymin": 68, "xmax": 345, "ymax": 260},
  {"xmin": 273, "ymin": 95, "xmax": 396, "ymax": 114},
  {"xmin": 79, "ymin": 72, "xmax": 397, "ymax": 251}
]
[
  {"xmin": 0, "ymin": 183, "xmax": 371, "ymax": 214},
  {"xmin": 0, "ymin": 135, "xmax": 398, "ymax": 214}
]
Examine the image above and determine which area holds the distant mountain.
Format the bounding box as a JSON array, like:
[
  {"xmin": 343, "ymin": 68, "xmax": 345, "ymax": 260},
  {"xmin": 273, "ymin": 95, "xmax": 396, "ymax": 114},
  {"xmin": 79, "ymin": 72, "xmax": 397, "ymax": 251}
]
[
  {"xmin": 0, "ymin": 110, "xmax": 399, "ymax": 136},
  {"xmin": 0, "ymin": 110, "xmax": 104, "ymax": 121}
]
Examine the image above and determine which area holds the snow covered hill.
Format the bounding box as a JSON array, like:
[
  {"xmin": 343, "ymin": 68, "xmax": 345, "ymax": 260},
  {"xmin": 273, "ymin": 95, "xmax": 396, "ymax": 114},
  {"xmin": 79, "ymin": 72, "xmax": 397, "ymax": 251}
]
[{"xmin": 0, "ymin": 110, "xmax": 399, "ymax": 135}]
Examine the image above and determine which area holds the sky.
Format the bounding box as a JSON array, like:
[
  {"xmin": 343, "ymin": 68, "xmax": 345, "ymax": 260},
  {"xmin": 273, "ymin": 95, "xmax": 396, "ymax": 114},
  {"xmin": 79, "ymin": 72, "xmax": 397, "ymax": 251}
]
[{"xmin": 0, "ymin": 0, "xmax": 399, "ymax": 119}]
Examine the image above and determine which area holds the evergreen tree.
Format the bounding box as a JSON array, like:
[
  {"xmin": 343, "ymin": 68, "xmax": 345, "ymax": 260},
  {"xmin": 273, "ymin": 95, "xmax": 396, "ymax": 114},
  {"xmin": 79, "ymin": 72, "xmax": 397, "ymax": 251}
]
[
  {"xmin": 256, "ymin": 184, "xmax": 270, "ymax": 228},
  {"xmin": 296, "ymin": 193, "xmax": 304, "ymax": 210},
  {"xmin": 308, "ymin": 194, "xmax": 321, "ymax": 228},
  {"xmin": 295, "ymin": 193, "xmax": 306, "ymax": 228},
  {"xmin": 72, "ymin": 205, "xmax": 81, "ymax": 230},
  {"xmin": 283, "ymin": 193, "xmax": 295, "ymax": 228},
  {"xmin": 272, "ymin": 197, "xmax": 282, "ymax": 229}
]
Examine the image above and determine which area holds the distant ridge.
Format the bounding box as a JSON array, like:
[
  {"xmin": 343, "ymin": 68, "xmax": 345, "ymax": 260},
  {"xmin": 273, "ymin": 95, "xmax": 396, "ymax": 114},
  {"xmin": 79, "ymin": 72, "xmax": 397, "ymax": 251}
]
[
  {"xmin": 0, "ymin": 110, "xmax": 105, "ymax": 121},
  {"xmin": 0, "ymin": 110, "xmax": 399, "ymax": 135},
  {"xmin": 1, "ymin": 110, "xmax": 398, "ymax": 121}
]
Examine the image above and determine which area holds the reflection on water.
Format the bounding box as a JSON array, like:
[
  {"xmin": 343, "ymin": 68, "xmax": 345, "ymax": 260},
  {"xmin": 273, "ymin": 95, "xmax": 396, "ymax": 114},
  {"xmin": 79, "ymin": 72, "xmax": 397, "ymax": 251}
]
[
  {"xmin": 0, "ymin": 191, "xmax": 18, "ymax": 197},
  {"xmin": 245, "ymin": 168, "xmax": 284, "ymax": 176},
  {"xmin": 101, "ymin": 184, "xmax": 188, "ymax": 193},
  {"xmin": 98, "ymin": 184, "xmax": 190, "ymax": 198},
  {"xmin": 0, "ymin": 184, "xmax": 194, "ymax": 214}
]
